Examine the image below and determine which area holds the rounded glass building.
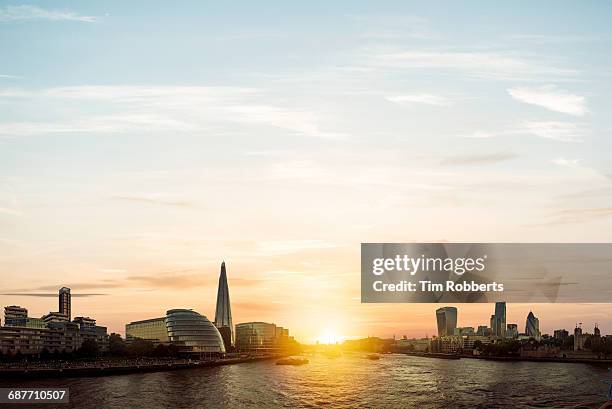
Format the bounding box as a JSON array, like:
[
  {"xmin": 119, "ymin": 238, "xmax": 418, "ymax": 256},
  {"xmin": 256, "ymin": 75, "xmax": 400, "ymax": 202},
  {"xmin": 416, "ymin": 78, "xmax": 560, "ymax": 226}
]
[{"xmin": 165, "ymin": 309, "xmax": 226, "ymax": 357}]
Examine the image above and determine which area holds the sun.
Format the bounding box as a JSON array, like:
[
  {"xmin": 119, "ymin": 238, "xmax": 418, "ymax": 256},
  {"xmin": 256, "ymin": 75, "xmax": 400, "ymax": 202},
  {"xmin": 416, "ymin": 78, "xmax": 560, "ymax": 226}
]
[{"xmin": 315, "ymin": 332, "xmax": 345, "ymax": 345}]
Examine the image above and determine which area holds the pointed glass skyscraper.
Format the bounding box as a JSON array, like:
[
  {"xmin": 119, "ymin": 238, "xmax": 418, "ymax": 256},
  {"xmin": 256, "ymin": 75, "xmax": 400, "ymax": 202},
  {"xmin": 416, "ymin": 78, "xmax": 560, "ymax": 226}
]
[{"xmin": 214, "ymin": 261, "xmax": 234, "ymax": 350}]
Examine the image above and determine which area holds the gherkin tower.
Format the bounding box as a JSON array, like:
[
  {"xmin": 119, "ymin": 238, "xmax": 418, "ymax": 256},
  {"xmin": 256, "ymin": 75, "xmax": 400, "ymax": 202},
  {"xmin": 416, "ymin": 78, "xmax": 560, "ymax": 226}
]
[{"xmin": 214, "ymin": 261, "xmax": 234, "ymax": 350}]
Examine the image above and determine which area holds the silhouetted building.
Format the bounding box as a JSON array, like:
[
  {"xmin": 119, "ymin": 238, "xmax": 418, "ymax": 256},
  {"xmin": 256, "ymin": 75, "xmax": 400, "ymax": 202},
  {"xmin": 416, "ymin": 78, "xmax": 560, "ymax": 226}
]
[
  {"xmin": 26, "ymin": 317, "xmax": 45, "ymax": 329},
  {"xmin": 42, "ymin": 312, "xmax": 69, "ymax": 325},
  {"xmin": 214, "ymin": 261, "xmax": 234, "ymax": 351},
  {"xmin": 235, "ymin": 322, "xmax": 290, "ymax": 354},
  {"xmin": 594, "ymin": 325, "xmax": 601, "ymax": 337},
  {"xmin": 476, "ymin": 325, "xmax": 491, "ymax": 336},
  {"xmin": 59, "ymin": 287, "xmax": 71, "ymax": 321},
  {"xmin": 454, "ymin": 327, "xmax": 475, "ymax": 336},
  {"xmin": 506, "ymin": 324, "xmax": 518, "ymax": 339},
  {"xmin": 492, "ymin": 302, "xmax": 506, "ymax": 338},
  {"xmin": 73, "ymin": 316, "xmax": 108, "ymax": 351},
  {"xmin": 554, "ymin": 329, "xmax": 569, "ymax": 342},
  {"xmin": 525, "ymin": 311, "xmax": 540, "ymax": 340},
  {"xmin": 574, "ymin": 325, "xmax": 584, "ymax": 351},
  {"xmin": 436, "ymin": 307, "xmax": 457, "ymax": 337},
  {"xmin": 4, "ymin": 306, "xmax": 27, "ymax": 327}
]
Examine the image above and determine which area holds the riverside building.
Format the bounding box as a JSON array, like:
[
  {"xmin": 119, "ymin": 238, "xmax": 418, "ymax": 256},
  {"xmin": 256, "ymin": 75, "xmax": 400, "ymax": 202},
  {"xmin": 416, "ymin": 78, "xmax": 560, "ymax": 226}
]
[{"xmin": 125, "ymin": 309, "xmax": 225, "ymax": 358}]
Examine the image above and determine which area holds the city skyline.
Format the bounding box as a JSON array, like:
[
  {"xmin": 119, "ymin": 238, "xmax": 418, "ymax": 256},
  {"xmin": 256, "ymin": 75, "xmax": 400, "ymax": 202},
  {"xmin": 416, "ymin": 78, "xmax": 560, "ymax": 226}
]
[
  {"xmin": 1, "ymin": 1, "xmax": 612, "ymax": 344},
  {"xmin": 2, "ymin": 275, "xmax": 609, "ymax": 344}
]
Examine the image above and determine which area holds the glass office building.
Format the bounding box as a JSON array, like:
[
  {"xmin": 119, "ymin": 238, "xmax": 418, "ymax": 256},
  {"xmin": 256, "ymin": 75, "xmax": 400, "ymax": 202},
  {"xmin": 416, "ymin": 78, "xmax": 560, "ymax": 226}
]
[
  {"xmin": 214, "ymin": 261, "xmax": 234, "ymax": 351},
  {"xmin": 235, "ymin": 322, "xmax": 281, "ymax": 354},
  {"xmin": 4, "ymin": 306, "xmax": 28, "ymax": 327},
  {"xmin": 436, "ymin": 307, "xmax": 458, "ymax": 337},
  {"xmin": 166, "ymin": 309, "xmax": 225, "ymax": 356},
  {"xmin": 126, "ymin": 317, "xmax": 170, "ymax": 343},
  {"xmin": 59, "ymin": 287, "xmax": 71, "ymax": 321},
  {"xmin": 126, "ymin": 309, "xmax": 225, "ymax": 357}
]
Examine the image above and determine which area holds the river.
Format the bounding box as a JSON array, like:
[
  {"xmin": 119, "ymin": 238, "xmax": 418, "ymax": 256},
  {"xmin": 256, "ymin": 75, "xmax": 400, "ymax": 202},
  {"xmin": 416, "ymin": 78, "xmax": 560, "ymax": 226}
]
[{"xmin": 1, "ymin": 353, "xmax": 610, "ymax": 408}]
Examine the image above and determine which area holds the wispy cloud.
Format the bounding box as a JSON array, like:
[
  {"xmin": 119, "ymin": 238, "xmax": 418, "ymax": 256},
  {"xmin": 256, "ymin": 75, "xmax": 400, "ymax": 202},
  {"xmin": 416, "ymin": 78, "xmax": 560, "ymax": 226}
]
[
  {"xmin": 508, "ymin": 85, "xmax": 587, "ymax": 116},
  {"xmin": 441, "ymin": 152, "xmax": 518, "ymax": 166},
  {"xmin": 552, "ymin": 157, "xmax": 582, "ymax": 167},
  {"xmin": 520, "ymin": 121, "xmax": 585, "ymax": 142},
  {"xmin": 0, "ymin": 86, "xmax": 344, "ymax": 139},
  {"xmin": 361, "ymin": 49, "xmax": 578, "ymax": 81},
  {"xmin": 386, "ymin": 94, "xmax": 452, "ymax": 106},
  {"xmin": 112, "ymin": 195, "xmax": 196, "ymax": 208},
  {"xmin": 461, "ymin": 121, "xmax": 585, "ymax": 142},
  {"xmin": 0, "ymin": 5, "xmax": 96, "ymax": 23},
  {"xmin": 256, "ymin": 240, "xmax": 341, "ymax": 256}
]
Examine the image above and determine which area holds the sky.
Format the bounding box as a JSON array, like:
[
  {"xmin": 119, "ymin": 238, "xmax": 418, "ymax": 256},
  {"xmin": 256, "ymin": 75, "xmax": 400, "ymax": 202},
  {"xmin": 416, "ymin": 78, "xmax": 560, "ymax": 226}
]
[{"xmin": 1, "ymin": 1, "xmax": 612, "ymax": 343}]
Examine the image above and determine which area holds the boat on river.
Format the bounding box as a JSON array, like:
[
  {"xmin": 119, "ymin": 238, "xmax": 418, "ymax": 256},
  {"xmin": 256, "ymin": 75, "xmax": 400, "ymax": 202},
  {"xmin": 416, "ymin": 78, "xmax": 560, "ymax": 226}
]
[{"xmin": 276, "ymin": 357, "xmax": 309, "ymax": 366}]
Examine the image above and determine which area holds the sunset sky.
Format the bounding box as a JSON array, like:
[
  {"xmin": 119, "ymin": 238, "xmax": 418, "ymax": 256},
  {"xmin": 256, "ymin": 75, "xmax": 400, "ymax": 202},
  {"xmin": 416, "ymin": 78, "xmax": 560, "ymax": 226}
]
[{"xmin": 1, "ymin": 1, "xmax": 612, "ymax": 343}]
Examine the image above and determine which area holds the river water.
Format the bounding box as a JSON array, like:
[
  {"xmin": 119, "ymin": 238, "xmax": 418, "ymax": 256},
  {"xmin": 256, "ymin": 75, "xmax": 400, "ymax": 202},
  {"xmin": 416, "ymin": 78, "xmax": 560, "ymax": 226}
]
[{"xmin": 1, "ymin": 354, "xmax": 610, "ymax": 408}]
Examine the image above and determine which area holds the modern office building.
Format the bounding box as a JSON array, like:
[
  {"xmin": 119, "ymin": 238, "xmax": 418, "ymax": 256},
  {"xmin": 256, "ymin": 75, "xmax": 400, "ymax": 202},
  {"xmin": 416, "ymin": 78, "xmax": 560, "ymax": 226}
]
[
  {"xmin": 214, "ymin": 261, "xmax": 234, "ymax": 351},
  {"xmin": 26, "ymin": 317, "xmax": 46, "ymax": 329},
  {"xmin": 4, "ymin": 306, "xmax": 28, "ymax": 327},
  {"xmin": 42, "ymin": 312, "xmax": 69, "ymax": 325},
  {"xmin": 525, "ymin": 311, "xmax": 541, "ymax": 340},
  {"xmin": 126, "ymin": 310, "xmax": 225, "ymax": 357},
  {"xmin": 554, "ymin": 329, "xmax": 569, "ymax": 342},
  {"xmin": 436, "ymin": 307, "xmax": 458, "ymax": 337},
  {"xmin": 491, "ymin": 302, "xmax": 506, "ymax": 338},
  {"xmin": 166, "ymin": 309, "xmax": 225, "ymax": 356},
  {"xmin": 506, "ymin": 324, "xmax": 518, "ymax": 339},
  {"xmin": 73, "ymin": 316, "xmax": 108, "ymax": 351},
  {"xmin": 0, "ymin": 326, "xmax": 45, "ymax": 355},
  {"xmin": 59, "ymin": 287, "xmax": 71, "ymax": 321},
  {"xmin": 454, "ymin": 327, "xmax": 475, "ymax": 336},
  {"xmin": 235, "ymin": 322, "xmax": 290, "ymax": 354},
  {"xmin": 126, "ymin": 317, "xmax": 170, "ymax": 343},
  {"xmin": 574, "ymin": 325, "xmax": 585, "ymax": 351},
  {"xmin": 476, "ymin": 325, "xmax": 491, "ymax": 336}
]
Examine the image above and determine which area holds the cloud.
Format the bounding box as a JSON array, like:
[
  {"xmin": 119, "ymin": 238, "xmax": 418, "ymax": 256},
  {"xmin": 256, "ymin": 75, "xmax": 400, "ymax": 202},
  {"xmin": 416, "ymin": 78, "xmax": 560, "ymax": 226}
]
[
  {"xmin": 112, "ymin": 195, "xmax": 196, "ymax": 208},
  {"xmin": 461, "ymin": 121, "xmax": 585, "ymax": 142},
  {"xmin": 0, "ymin": 86, "xmax": 344, "ymax": 139},
  {"xmin": 552, "ymin": 157, "xmax": 582, "ymax": 167},
  {"xmin": 520, "ymin": 121, "xmax": 584, "ymax": 142},
  {"xmin": 508, "ymin": 85, "xmax": 587, "ymax": 116},
  {"xmin": 1, "ymin": 293, "xmax": 106, "ymax": 297},
  {"xmin": 0, "ymin": 5, "xmax": 96, "ymax": 23},
  {"xmin": 256, "ymin": 240, "xmax": 341, "ymax": 256},
  {"xmin": 362, "ymin": 49, "xmax": 578, "ymax": 81},
  {"xmin": 386, "ymin": 94, "xmax": 452, "ymax": 106},
  {"xmin": 0, "ymin": 114, "xmax": 198, "ymax": 136},
  {"xmin": 441, "ymin": 152, "xmax": 518, "ymax": 166},
  {"xmin": 126, "ymin": 271, "xmax": 211, "ymax": 289}
]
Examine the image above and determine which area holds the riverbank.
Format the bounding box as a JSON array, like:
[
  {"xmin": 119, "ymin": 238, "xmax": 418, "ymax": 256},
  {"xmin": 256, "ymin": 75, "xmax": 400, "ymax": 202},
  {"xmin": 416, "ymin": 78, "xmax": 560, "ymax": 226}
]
[
  {"xmin": 400, "ymin": 351, "xmax": 612, "ymax": 364},
  {"xmin": 0, "ymin": 355, "xmax": 284, "ymax": 379}
]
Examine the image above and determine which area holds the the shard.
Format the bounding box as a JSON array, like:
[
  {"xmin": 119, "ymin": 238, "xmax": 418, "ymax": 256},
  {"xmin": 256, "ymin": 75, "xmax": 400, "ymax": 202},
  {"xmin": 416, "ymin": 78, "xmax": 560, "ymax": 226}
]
[{"xmin": 214, "ymin": 261, "xmax": 234, "ymax": 350}]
